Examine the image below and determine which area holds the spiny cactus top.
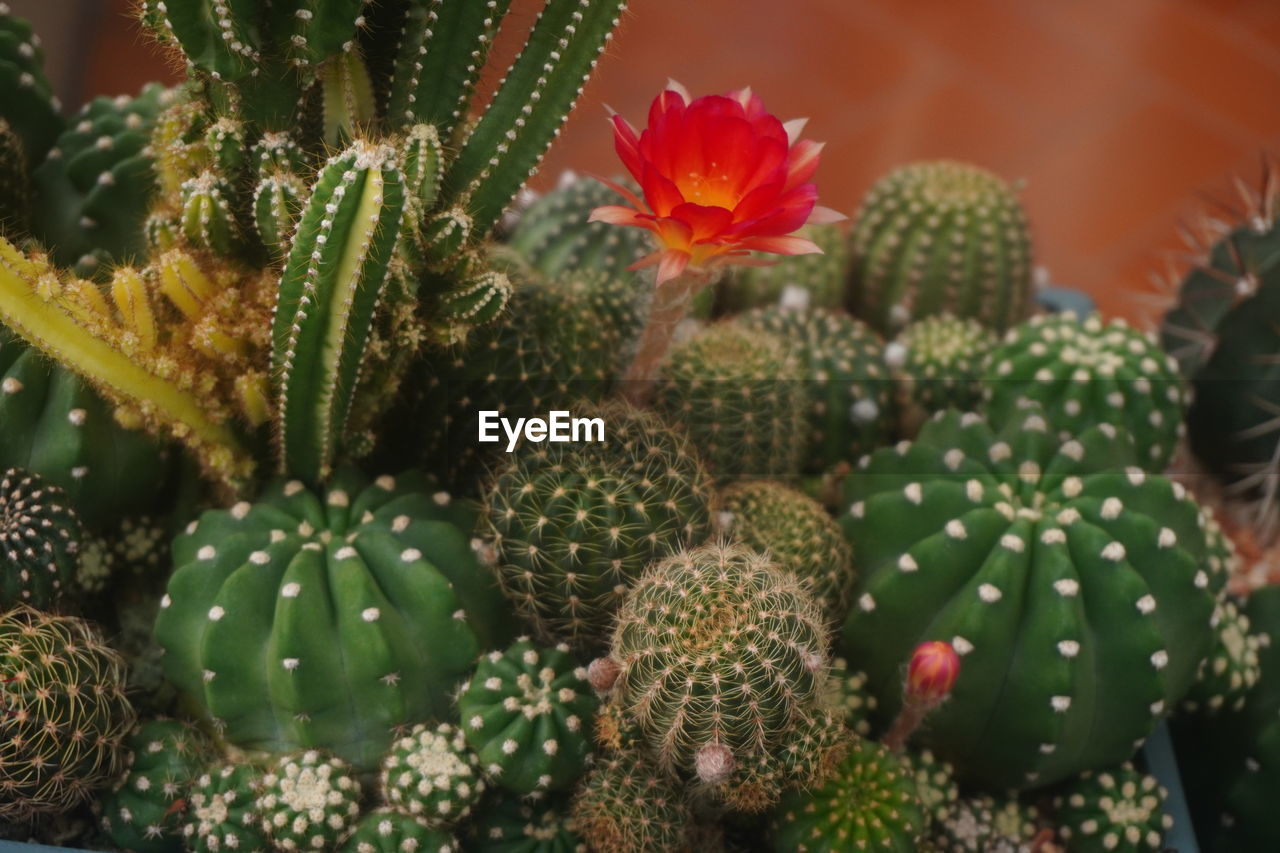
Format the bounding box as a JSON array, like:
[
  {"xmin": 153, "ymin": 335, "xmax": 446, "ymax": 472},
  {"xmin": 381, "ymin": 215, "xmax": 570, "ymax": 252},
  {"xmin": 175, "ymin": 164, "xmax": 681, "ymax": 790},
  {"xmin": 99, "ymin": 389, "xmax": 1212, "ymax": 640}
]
[
  {"xmin": 1053, "ymin": 763, "xmax": 1171, "ymax": 852},
  {"xmin": 154, "ymin": 468, "xmax": 512, "ymax": 769},
  {"xmin": 256, "ymin": 750, "xmax": 363, "ymax": 852},
  {"xmin": 339, "ymin": 807, "xmax": 459, "ymax": 853},
  {"xmin": 0, "ymin": 467, "xmax": 82, "ymax": 610},
  {"xmin": 183, "ymin": 760, "xmax": 269, "ymax": 853},
  {"xmin": 468, "ymin": 790, "xmax": 585, "ymax": 853},
  {"xmin": 570, "ymin": 750, "xmax": 693, "ymax": 853},
  {"xmin": 1183, "ymin": 597, "xmax": 1263, "ymax": 715},
  {"xmin": 841, "ymin": 407, "xmax": 1218, "ymax": 789},
  {"xmin": 848, "ymin": 159, "xmax": 1032, "ymax": 334},
  {"xmin": 602, "ymin": 541, "xmax": 829, "ymax": 784},
  {"xmin": 380, "ymin": 722, "xmax": 486, "ymax": 826},
  {"xmin": 983, "ymin": 312, "xmax": 1187, "ymax": 470},
  {"xmin": 0, "ymin": 605, "xmax": 137, "ymax": 819},
  {"xmin": 458, "ymin": 637, "xmax": 597, "ymax": 794},
  {"xmin": 886, "ymin": 312, "xmax": 996, "ymax": 430},
  {"xmin": 483, "ymin": 398, "xmax": 714, "ymax": 649}
]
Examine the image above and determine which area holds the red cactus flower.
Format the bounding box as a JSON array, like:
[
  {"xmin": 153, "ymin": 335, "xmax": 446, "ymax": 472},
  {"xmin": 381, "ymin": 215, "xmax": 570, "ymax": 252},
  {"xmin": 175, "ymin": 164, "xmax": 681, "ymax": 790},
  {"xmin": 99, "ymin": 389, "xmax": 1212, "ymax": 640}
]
[
  {"xmin": 590, "ymin": 81, "xmax": 842, "ymax": 284},
  {"xmin": 906, "ymin": 640, "xmax": 961, "ymax": 706}
]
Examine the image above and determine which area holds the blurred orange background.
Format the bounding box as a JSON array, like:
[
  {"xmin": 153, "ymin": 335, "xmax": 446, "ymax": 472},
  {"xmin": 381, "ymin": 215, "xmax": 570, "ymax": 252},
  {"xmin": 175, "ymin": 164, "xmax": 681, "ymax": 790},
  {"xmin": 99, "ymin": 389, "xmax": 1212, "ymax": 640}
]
[{"xmin": 13, "ymin": 0, "xmax": 1280, "ymax": 323}]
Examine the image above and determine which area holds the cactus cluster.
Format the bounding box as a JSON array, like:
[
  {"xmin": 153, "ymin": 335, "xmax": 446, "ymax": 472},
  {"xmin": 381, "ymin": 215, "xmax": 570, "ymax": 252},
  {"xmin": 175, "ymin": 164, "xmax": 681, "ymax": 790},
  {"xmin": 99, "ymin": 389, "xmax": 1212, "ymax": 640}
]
[{"xmin": 571, "ymin": 751, "xmax": 693, "ymax": 853}]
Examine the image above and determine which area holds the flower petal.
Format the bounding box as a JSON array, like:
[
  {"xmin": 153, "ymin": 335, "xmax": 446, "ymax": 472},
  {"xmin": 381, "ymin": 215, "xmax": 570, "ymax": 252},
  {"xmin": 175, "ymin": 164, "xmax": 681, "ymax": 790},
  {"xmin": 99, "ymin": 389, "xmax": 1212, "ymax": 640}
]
[
  {"xmin": 641, "ymin": 163, "xmax": 686, "ymax": 217},
  {"xmin": 588, "ymin": 205, "xmax": 650, "ymax": 228},
  {"xmin": 591, "ymin": 173, "xmax": 650, "ymax": 213},
  {"xmin": 806, "ymin": 205, "xmax": 847, "ymax": 224},
  {"xmin": 735, "ymin": 235, "xmax": 823, "ymax": 256},
  {"xmin": 654, "ymin": 249, "xmax": 691, "ymax": 285},
  {"xmin": 782, "ymin": 117, "xmax": 809, "ymax": 145},
  {"xmin": 784, "ymin": 140, "xmax": 824, "ymax": 190},
  {"xmin": 669, "ymin": 202, "xmax": 735, "ymax": 242}
]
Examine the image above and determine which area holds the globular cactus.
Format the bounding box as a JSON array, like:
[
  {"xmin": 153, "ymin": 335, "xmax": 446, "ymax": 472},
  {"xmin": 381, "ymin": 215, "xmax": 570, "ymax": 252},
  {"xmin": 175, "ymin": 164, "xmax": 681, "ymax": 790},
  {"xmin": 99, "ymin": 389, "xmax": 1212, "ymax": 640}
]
[
  {"xmin": 0, "ymin": 467, "xmax": 81, "ymax": 609},
  {"xmin": 983, "ymin": 313, "xmax": 1187, "ymax": 471},
  {"xmin": 825, "ymin": 657, "xmax": 878, "ymax": 738},
  {"xmin": 183, "ymin": 760, "xmax": 269, "ymax": 853},
  {"xmin": 467, "ymin": 790, "xmax": 585, "ymax": 853},
  {"xmin": 380, "ymin": 722, "xmax": 486, "ymax": 826},
  {"xmin": 0, "ymin": 119, "xmax": 31, "ymax": 239},
  {"xmin": 885, "ymin": 313, "xmax": 996, "ymax": 434},
  {"xmin": 458, "ymin": 637, "xmax": 597, "ymax": 794},
  {"xmin": 1054, "ymin": 763, "xmax": 1171, "ymax": 852},
  {"xmin": 654, "ymin": 323, "xmax": 808, "ymax": 479},
  {"xmin": 770, "ymin": 737, "xmax": 927, "ymax": 853},
  {"xmin": 736, "ymin": 305, "xmax": 893, "ymax": 472},
  {"xmin": 719, "ymin": 222, "xmax": 850, "ymax": 314},
  {"xmin": 1183, "ymin": 597, "xmax": 1263, "ymax": 715},
  {"xmin": 848, "ymin": 160, "xmax": 1032, "ymax": 334},
  {"xmin": 0, "ymin": 605, "xmax": 137, "ymax": 819},
  {"xmin": 96, "ymin": 718, "xmax": 212, "ymax": 853},
  {"xmin": 0, "ymin": 5, "xmax": 63, "ymax": 171},
  {"xmin": 154, "ymin": 469, "xmax": 512, "ymax": 769},
  {"xmin": 716, "ymin": 480, "xmax": 856, "ymax": 622},
  {"xmin": 272, "ymin": 138, "xmax": 408, "ymax": 484},
  {"xmin": 483, "ymin": 399, "xmax": 714, "ymax": 649},
  {"xmin": 570, "ymin": 749, "xmax": 693, "ymax": 853},
  {"xmin": 841, "ymin": 407, "xmax": 1219, "ymax": 789},
  {"xmin": 927, "ymin": 794, "xmax": 1040, "ymax": 853},
  {"xmin": 256, "ymin": 750, "xmax": 363, "ymax": 852},
  {"xmin": 597, "ymin": 542, "xmax": 830, "ymax": 800},
  {"xmin": 339, "ymin": 808, "xmax": 459, "ymax": 853}
]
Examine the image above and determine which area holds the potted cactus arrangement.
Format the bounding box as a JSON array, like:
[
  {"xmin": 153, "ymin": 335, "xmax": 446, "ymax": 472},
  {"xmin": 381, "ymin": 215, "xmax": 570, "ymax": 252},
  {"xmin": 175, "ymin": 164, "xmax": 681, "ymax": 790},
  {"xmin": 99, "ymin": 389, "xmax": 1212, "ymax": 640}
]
[{"xmin": 1, "ymin": 1, "xmax": 1278, "ymax": 851}]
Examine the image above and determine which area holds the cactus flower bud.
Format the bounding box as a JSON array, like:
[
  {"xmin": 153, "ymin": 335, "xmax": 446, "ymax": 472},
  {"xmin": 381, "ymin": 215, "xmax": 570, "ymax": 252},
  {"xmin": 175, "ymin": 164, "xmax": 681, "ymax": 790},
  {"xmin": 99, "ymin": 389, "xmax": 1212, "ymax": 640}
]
[
  {"xmin": 695, "ymin": 742, "xmax": 735, "ymax": 784},
  {"xmin": 587, "ymin": 657, "xmax": 622, "ymax": 693},
  {"xmin": 906, "ymin": 640, "xmax": 960, "ymax": 707}
]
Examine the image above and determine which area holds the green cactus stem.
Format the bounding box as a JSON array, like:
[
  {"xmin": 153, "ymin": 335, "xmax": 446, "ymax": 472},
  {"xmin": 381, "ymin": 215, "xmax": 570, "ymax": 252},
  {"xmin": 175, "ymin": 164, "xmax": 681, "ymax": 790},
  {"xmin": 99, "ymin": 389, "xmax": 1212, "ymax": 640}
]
[
  {"xmin": 467, "ymin": 790, "xmax": 585, "ymax": 853},
  {"xmin": 0, "ymin": 5, "xmax": 63, "ymax": 170},
  {"xmin": 885, "ymin": 313, "xmax": 996, "ymax": 436}
]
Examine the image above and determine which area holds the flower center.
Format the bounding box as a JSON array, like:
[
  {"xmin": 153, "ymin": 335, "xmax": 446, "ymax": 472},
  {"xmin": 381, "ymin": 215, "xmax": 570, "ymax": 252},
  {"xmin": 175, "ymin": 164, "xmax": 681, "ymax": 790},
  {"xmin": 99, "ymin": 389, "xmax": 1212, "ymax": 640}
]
[{"xmin": 677, "ymin": 165, "xmax": 736, "ymax": 210}]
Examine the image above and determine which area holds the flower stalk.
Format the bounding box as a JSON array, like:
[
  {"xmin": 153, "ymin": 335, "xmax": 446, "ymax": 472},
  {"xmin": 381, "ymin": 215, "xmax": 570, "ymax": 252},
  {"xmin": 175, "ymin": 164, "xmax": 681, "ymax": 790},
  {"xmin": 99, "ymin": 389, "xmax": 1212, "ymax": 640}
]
[
  {"xmin": 620, "ymin": 267, "xmax": 713, "ymax": 404},
  {"xmin": 884, "ymin": 640, "xmax": 960, "ymax": 752}
]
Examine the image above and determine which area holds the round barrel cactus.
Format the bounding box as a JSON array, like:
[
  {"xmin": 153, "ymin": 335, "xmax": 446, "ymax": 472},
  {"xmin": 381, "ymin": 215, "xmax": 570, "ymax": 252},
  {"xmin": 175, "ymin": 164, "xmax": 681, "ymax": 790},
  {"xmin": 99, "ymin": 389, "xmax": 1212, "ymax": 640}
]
[
  {"xmin": 339, "ymin": 808, "xmax": 458, "ymax": 853},
  {"xmin": 458, "ymin": 637, "xmax": 596, "ymax": 793},
  {"xmin": 482, "ymin": 398, "xmax": 714, "ymax": 649},
  {"xmin": 571, "ymin": 750, "xmax": 693, "ymax": 853},
  {"xmin": 1054, "ymin": 763, "xmax": 1171, "ymax": 852},
  {"xmin": 983, "ymin": 313, "xmax": 1187, "ymax": 470},
  {"xmin": 825, "ymin": 657, "xmax": 877, "ymax": 737},
  {"xmin": 380, "ymin": 722, "xmax": 486, "ymax": 826},
  {"xmin": 840, "ymin": 407, "xmax": 1218, "ymax": 789},
  {"xmin": 885, "ymin": 313, "xmax": 996, "ymax": 434},
  {"xmin": 0, "ymin": 467, "xmax": 81, "ymax": 609},
  {"xmin": 736, "ymin": 305, "xmax": 893, "ymax": 472},
  {"xmin": 184, "ymin": 760, "xmax": 269, "ymax": 853},
  {"xmin": 907, "ymin": 749, "xmax": 959, "ymax": 829},
  {"xmin": 0, "ymin": 605, "xmax": 137, "ymax": 819},
  {"xmin": 1183, "ymin": 597, "xmax": 1262, "ymax": 715},
  {"xmin": 154, "ymin": 469, "xmax": 512, "ymax": 769},
  {"xmin": 256, "ymin": 750, "xmax": 362, "ymax": 852},
  {"xmin": 848, "ymin": 160, "xmax": 1032, "ymax": 334},
  {"xmin": 0, "ymin": 6, "xmax": 63, "ymax": 170},
  {"xmin": 654, "ymin": 323, "xmax": 807, "ymax": 480},
  {"xmin": 467, "ymin": 790, "xmax": 585, "ymax": 853},
  {"xmin": 928, "ymin": 794, "xmax": 1040, "ymax": 852}
]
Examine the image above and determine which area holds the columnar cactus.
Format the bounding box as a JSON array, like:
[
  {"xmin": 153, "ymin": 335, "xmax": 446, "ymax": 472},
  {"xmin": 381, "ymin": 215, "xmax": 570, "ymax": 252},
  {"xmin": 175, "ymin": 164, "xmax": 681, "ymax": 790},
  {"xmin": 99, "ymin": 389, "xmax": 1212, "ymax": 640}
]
[
  {"xmin": 96, "ymin": 718, "xmax": 212, "ymax": 853},
  {"xmin": 154, "ymin": 469, "xmax": 512, "ymax": 769},
  {"xmin": 599, "ymin": 542, "xmax": 830, "ymax": 798},
  {"xmin": 256, "ymin": 750, "xmax": 363, "ymax": 852},
  {"xmin": 0, "ymin": 467, "xmax": 82, "ymax": 609},
  {"xmin": 719, "ymin": 222, "xmax": 850, "ymax": 314},
  {"xmin": 380, "ymin": 722, "xmax": 486, "ymax": 826},
  {"xmin": 841, "ymin": 407, "xmax": 1219, "ymax": 789},
  {"xmin": 736, "ymin": 305, "xmax": 893, "ymax": 472},
  {"xmin": 885, "ymin": 313, "xmax": 996, "ymax": 433},
  {"xmin": 339, "ymin": 808, "xmax": 459, "ymax": 853},
  {"xmin": 983, "ymin": 313, "xmax": 1187, "ymax": 470},
  {"xmin": 570, "ymin": 750, "xmax": 693, "ymax": 853},
  {"xmin": 184, "ymin": 760, "xmax": 269, "ymax": 853},
  {"xmin": 483, "ymin": 399, "xmax": 714, "ymax": 649},
  {"xmin": 468, "ymin": 791, "xmax": 585, "ymax": 853},
  {"xmin": 654, "ymin": 323, "xmax": 808, "ymax": 479},
  {"xmin": 1054, "ymin": 763, "xmax": 1171, "ymax": 852},
  {"xmin": 848, "ymin": 160, "xmax": 1033, "ymax": 334},
  {"xmin": 0, "ymin": 605, "xmax": 137, "ymax": 819},
  {"xmin": 770, "ymin": 737, "xmax": 927, "ymax": 853},
  {"xmin": 716, "ymin": 480, "xmax": 856, "ymax": 621},
  {"xmin": 458, "ymin": 637, "xmax": 597, "ymax": 794}
]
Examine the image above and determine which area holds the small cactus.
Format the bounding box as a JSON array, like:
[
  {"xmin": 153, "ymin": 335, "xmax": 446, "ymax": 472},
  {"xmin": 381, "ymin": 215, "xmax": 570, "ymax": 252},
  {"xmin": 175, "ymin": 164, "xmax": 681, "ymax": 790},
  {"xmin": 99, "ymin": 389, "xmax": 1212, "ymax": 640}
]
[
  {"xmin": 929, "ymin": 794, "xmax": 1041, "ymax": 853},
  {"xmin": 467, "ymin": 790, "xmax": 585, "ymax": 853},
  {"xmin": 339, "ymin": 807, "xmax": 459, "ymax": 853},
  {"xmin": 256, "ymin": 750, "xmax": 363, "ymax": 852},
  {"xmin": 1183, "ymin": 597, "xmax": 1263, "ymax": 715},
  {"xmin": 571, "ymin": 750, "xmax": 693, "ymax": 853},
  {"xmin": 885, "ymin": 313, "xmax": 996, "ymax": 435},
  {"xmin": 183, "ymin": 760, "xmax": 269, "ymax": 853},
  {"xmin": 825, "ymin": 657, "xmax": 878, "ymax": 738},
  {"xmin": 380, "ymin": 723, "xmax": 486, "ymax": 826},
  {"xmin": 1054, "ymin": 763, "xmax": 1171, "ymax": 852},
  {"xmin": 0, "ymin": 467, "xmax": 82, "ymax": 610}
]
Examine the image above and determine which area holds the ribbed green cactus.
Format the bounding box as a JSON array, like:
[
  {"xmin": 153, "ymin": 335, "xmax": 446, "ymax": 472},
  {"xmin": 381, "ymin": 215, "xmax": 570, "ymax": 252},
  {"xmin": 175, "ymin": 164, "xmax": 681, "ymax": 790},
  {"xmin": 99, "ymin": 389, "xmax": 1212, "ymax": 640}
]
[
  {"xmin": 380, "ymin": 722, "xmax": 486, "ymax": 826},
  {"xmin": 1054, "ymin": 763, "xmax": 1171, "ymax": 852},
  {"xmin": 848, "ymin": 160, "xmax": 1032, "ymax": 334},
  {"xmin": 717, "ymin": 480, "xmax": 856, "ymax": 621},
  {"xmin": 154, "ymin": 469, "xmax": 512, "ymax": 769},
  {"xmin": 885, "ymin": 313, "xmax": 996, "ymax": 434},
  {"xmin": 570, "ymin": 749, "xmax": 693, "ymax": 853},
  {"xmin": 736, "ymin": 305, "xmax": 893, "ymax": 473},
  {"xmin": 483, "ymin": 399, "xmax": 714, "ymax": 649},
  {"xmin": 0, "ymin": 5, "xmax": 63, "ymax": 171},
  {"xmin": 719, "ymin": 223, "xmax": 850, "ymax": 314},
  {"xmin": 770, "ymin": 737, "xmax": 927, "ymax": 853},
  {"xmin": 927, "ymin": 794, "xmax": 1040, "ymax": 853},
  {"xmin": 841, "ymin": 407, "xmax": 1218, "ymax": 789},
  {"xmin": 0, "ymin": 605, "xmax": 137, "ymax": 819},
  {"xmin": 0, "ymin": 467, "xmax": 81, "ymax": 609},
  {"xmin": 598, "ymin": 542, "xmax": 830, "ymax": 802},
  {"xmin": 96, "ymin": 718, "xmax": 212, "ymax": 853},
  {"xmin": 468, "ymin": 790, "xmax": 585, "ymax": 853},
  {"xmin": 183, "ymin": 760, "xmax": 269, "ymax": 853},
  {"xmin": 1183, "ymin": 597, "xmax": 1262, "ymax": 715},
  {"xmin": 458, "ymin": 637, "xmax": 597, "ymax": 794},
  {"xmin": 256, "ymin": 750, "xmax": 363, "ymax": 852},
  {"xmin": 984, "ymin": 313, "xmax": 1187, "ymax": 471},
  {"xmin": 340, "ymin": 808, "xmax": 459, "ymax": 853},
  {"xmin": 654, "ymin": 323, "xmax": 808, "ymax": 479}
]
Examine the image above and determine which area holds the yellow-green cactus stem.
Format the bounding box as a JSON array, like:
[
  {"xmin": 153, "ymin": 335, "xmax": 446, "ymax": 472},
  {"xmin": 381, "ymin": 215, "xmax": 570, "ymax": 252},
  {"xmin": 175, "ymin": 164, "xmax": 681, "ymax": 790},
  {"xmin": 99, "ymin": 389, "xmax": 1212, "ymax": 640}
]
[{"xmin": 320, "ymin": 48, "xmax": 377, "ymax": 145}]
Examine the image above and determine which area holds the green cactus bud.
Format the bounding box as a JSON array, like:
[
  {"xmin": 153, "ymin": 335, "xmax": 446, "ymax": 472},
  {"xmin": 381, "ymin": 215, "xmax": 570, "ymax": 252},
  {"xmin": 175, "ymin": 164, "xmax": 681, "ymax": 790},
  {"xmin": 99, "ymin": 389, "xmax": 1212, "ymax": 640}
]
[
  {"xmin": 256, "ymin": 750, "xmax": 363, "ymax": 851},
  {"xmin": 181, "ymin": 171, "xmax": 239, "ymax": 256},
  {"xmin": 458, "ymin": 637, "xmax": 597, "ymax": 794},
  {"xmin": 253, "ymin": 170, "xmax": 307, "ymax": 258},
  {"xmin": 0, "ymin": 467, "xmax": 82, "ymax": 609},
  {"xmin": 716, "ymin": 480, "xmax": 856, "ymax": 622},
  {"xmin": 1184, "ymin": 597, "xmax": 1263, "ymax": 715},
  {"xmin": 720, "ymin": 223, "xmax": 849, "ymax": 314},
  {"xmin": 1054, "ymin": 763, "xmax": 1171, "ymax": 852},
  {"xmin": 654, "ymin": 323, "xmax": 808, "ymax": 479},
  {"xmin": 983, "ymin": 313, "xmax": 1187, "ymax": 471},
  {"xmin": 467, "ymin": 790, "xmax": 585, "ymax": 853},
  {"xmin": 155, "ymin": 469, "xmax": 511, "ymax": 769},
  {"xmin": 96, "ymin": 718, "xmax": 212, "ymax": 853},
  {"xmin": 203, "ymin": 116, "xmax": 248, "ymax": 177},
  {"xmin": 0, "ymin": 5, "xmax": 63, "ymax": 168},
  {"xmin": 770, "ymin": 737, "xmax": 927, "ymax": 853},
  {"xmin": 849, "ymin": 160, "xmax": 1033, "ymax": 334},
  {"xmin": 841, "ymin": 406, "xmax": 1219, "ymax": 789},
  {"xmin": 272, "ymin": 138, "xmax": 407, "ymax": 484},
  {"xmin": 571, "ymin": 750, "xmax": 693, "ymax": 853},
  {"xmin": 145, "ymin": 210, "xmax": 182, "ymax": 254},
  {"xmin": 929, "ymin": 794, "xmax": 1040, "ymax": 853},
  {"xmin": 0, "ymin": 605, "xmax": 137, "ymax": 819},
  {"xmin": 484, "ymin": 399, "xmax": 714, "ymax": 648},
  {"xmin": 825, "ymin": 657, "xmax": 877, "ymax": 738},
  {"xmin": 437, "ymin": 267, "xmax": 512, "ymax": 331},
  {"xmin": 183, "ymin": 760, "xmax": 269, "ymax": 853},
  {"xmin": 340, "ymin": 807, "xmax": 459, "ymax": 853},
  {"xmin": 252, "ymin": 131, "xmax": 308, "ymax": 175},
  {"xmin": 736, "ymin": 305, "xmax": 893, "ymax": 473},
  {"xmin": 380, "ymin": 722, "xmax": 486, "ymax": 826},
  {"xmin": 400, "ymin": 123, "xmax": 443, "ymax": 211},
  {"xmin": 885, "ymin": 313, "xmax": 996, "ymax": 433},
  {"xmin": 604, "ymin": 542, "xmax": 829, "ymax": 787}
]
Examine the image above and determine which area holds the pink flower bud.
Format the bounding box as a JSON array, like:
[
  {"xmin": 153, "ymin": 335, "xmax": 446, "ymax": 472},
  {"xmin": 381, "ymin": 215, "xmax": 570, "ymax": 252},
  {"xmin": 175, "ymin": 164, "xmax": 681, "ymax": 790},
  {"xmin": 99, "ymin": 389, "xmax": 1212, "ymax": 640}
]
[
  {"xmin": 906, "ymin": 641, "xmax": 960, "ymax": 706},
  {"xmin": 695, "ymin": 742, "xmax": 735, "ymax": 784},
  {"xmin": 587, "ymin": 656, "xmax": 621, "ymax": 692}
]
